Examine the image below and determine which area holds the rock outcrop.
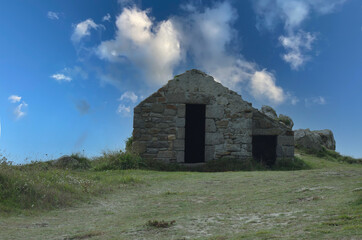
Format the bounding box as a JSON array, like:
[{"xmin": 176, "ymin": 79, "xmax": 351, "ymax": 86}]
[
  {"xmin": 261, "ymin": 105, "xmax": 277, "ymax": 120},
  {"xmin": 278, "ymin": 114, "xmax": 294, "ymax": 128},
  {"xmin": 260, "ymin": 106, "xmax": 293, "ymax": 129},
  {"xmin": 294, "ymin": 129, "xmax": 336, "ymax": 151}
]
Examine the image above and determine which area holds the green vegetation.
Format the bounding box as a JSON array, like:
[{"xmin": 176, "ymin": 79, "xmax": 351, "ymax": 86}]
[
  {"xmin": 278, "ymin": 117, "xmax": 291, "ymax": 126},
  {"xmin": 0, "ymin": 149, "xmax": 361, "ymax": 239},
  {"xmin": 296, "ymin": 146, "xmax": 362, "ymax": 164},
  {"xmin": 0, "ymin": 156, "xmax": 141, "ymax": 214},
  {"xmin": 146, "ymin": 220, "xmax": 176, "ymax": 228}
]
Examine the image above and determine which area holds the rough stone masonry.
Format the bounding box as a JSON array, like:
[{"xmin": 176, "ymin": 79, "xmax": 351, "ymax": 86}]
[{"xmin": 132, "ymin": 69, "xmax": 294, "ymax": 164}]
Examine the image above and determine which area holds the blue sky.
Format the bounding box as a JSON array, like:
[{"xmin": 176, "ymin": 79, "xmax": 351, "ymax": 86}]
[{"xmin": 1, "ymin": 0, "xmax": 361, "ymax": 163}]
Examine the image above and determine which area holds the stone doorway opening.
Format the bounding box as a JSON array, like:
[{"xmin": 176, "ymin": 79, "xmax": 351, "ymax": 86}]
[
  {"xmin": 252, "ymin": 135, "xmax": 277, "ymax": 166},
  {"xmin": 185, "ymin": 104, "xmax": 206, "ymax": 163}
]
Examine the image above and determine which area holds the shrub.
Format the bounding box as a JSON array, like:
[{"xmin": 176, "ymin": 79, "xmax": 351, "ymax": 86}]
[
  {"xmin": 69, "ymin": 153, "xmax": 91, "ymax": 169},
  {"xmin": 93, "ymin": 151, "xmax": 143, "ymax": 171},
  {"xmin": 125, "ymin": 137, "xmax": 133, "ymax": 153}
]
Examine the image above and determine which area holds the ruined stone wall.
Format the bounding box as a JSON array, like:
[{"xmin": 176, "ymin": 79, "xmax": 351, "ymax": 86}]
[
  {"xmin": 252, "ymin": 110, "xmax": 294, "ymax": 159},
  {"xmin": 133, "ymin": 70, "xmax": 254, "ymax": 163}
]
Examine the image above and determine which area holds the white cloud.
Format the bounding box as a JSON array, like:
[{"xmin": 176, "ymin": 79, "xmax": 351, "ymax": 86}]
[
  {"xmin": 250, "ymin": 70, "xmax": 285, "ymax": 104},
  {"xmin": 71, "ymin": 19, "xmax": 102, "ymax": 43},
  {"xmin": 47, "ymin": 11, "xmax": 60, "ymax": 20},
  {"xmin": 8, "ymin": 95, "xmax": 21, "ymax": 103},
  {"xmin": 50, "ymin": 73, "xmax": 72, "ymax": 82},
  {"xmin": 253, "ymin": 0, "xmax": 346, "ymax": 69},
  {"xmin": 119, "ymin": 91, "xmax": 138, "ymax": 103},
  {"xmin": 102, "ymin": 13, "xmax": 111, "ymax": 22},
  {"xmin": 97, "ymin": 7, "xmax": 182, "ymax": 83},
  {"xmin": 116, "ymin": 104, "xmax": 131, "ymax": 116},
  {"xmin": 305, "ymin": 96, "xmax": 326, "ymax": 106},
  {"xmin": 95, "ymin": 3, "xmax": 292, "ymax": 105},
  {"xmin": 279, "ymin": 31, "xmax": 316, "ymax": 70},
  {"xmin": 14, "ymin": 102, "xmax": 28, "ymax": 119}
]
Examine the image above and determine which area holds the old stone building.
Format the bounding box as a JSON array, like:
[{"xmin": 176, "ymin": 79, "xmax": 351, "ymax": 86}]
[{"xmin": 132, "ymin": 69, "xmax": 294, "ymax": 165}]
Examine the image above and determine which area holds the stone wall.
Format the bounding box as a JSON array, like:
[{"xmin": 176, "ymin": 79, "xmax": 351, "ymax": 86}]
[
  {"xmin": 252, "ymin": 110, "xmax": 294, "ymax": 159},
  {"xmin": 133, "ymin": 70, "xmax": 254, "ymax": 163},
  {"xmin": 133, "ymin": 69, "xmax": 294, "ymax": 163}
]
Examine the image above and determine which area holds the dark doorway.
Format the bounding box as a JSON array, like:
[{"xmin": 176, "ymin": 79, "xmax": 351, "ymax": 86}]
[
  {"xmin": 252, "ymin": 135, "xmax": 277, "ymax": 166},
  {"xmin": 185, "ymin": 104, "xmax": 206, "ymax": 163}
]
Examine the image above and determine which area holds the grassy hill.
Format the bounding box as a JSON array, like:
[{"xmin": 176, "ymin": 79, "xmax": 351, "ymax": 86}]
[{"xmin": 0, "ymin": 150, "xmax": 361, "ymax": 239}]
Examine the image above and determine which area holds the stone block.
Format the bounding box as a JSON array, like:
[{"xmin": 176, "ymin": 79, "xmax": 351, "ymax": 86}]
[
  {"xmin": 205, "ymin": 132, "xmax": 224, "ymax": 145},
  {"xmin": 151, "ymin": 104, "xmax": 165, "ymax": 113},
  {"xmin": 205, "ymin": 119, "xmax": 216, "ymax": 132},
  {"xmin": 231, "ymin": 118, "xmax": 252, "ymax": 129},
  {"xmin": 176, "ymin": 151, "xmax": 184, "ymax": 163},
  {"xmin": 168, "ymin": 134, "xmax": 176, "ymax": 140},
  {"xmin": 157, "ymin": 97, "xmax": 166, "ymax": 103},
  {"xmin": 166, "ymin": 93, "xmax": 186, "ymax": 103},
  {"xmin": 176, "ymin": 127, "xmax": 185, "ymax": 139},
  {"xmin": 205, "ymin": 145, "xmax": 215, "ymax": 162},
  {"xmin": 277, "ymin": 135, "xmax": 294, "ymax": 146},
  {"xmin": 174, "ymin": 139, "xmax": 185, "ymax": 150},
  {"xmin": 176, "ymin": 118, "xmax": 185, "ymax": 127},
  {"xmin": 233, "ymin": 135, "xmax": 251, "ymax": 144},
  {"xmin": 157, "ymin": 151, "xmax": 174, "ymax": 158},
  {"xmin": 166, "ymin": 104, "xmax": 177, "ymax": 110},
  {"xmin": 149, "ymin": 141, "xmax": 168, "ymax": 148},
  {"xmin": 165, "ymin": 108, "xmax": 177, "ymax": 116},
  {"xmin": 144, "ymin": 97, "xmax": 156, "ymax": 103},
  {"xmin": 177, "ymin": 104, "xmax": 186, "ymax": 117},
  {"xmin": 206, "ymin": 105, "xmax": 224, "ymax": 119},
  {"xmin": 216, "ymin": 120, "xmax": 229, "ymax": 128},
  {"xmin": 134, "ymin": 118, "xmax": 145, "ymax": 128},
  {"xmin": 226, "ymin": 144, "xmax": 240, "ymax": 152}
]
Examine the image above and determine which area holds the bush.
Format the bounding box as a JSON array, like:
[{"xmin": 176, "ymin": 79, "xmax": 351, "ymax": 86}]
[
  {"xmin": 93, "ymin": 151, "xmax": 143, "ymax": 171},
  {"xmin": 125, "ymin": 137, "xmax": 133, "ymax": 153}
]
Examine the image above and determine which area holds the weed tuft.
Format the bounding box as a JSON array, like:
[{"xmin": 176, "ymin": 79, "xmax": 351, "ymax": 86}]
[{"xmin": 146, "ymin": 220, "xmax": 176, "ymax": 228}]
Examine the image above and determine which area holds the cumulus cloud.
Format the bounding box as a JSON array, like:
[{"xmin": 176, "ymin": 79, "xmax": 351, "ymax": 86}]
[
  {"xmin": 253, "ymin": 0, "xmax": 346, "ymax": 69},
  {"xmin": 97, "ymin": 7, "xmax": 182, "ymax": 83},
  {"xmin": 50, "ymin": 73, "xmax": 72, "ymax": 82},
  {"xmin": 94, "ymin": 2, "xmax": 292, "ymax": 104},
  {"xmin": 102, "ymin": 13, "xmax": 111, "ymax": 22},
  {"xmin": 279, "ymin": 31, "xmax": 316, "ymax": 70},
  {"xmin": 71, "ymin": 19, "xmax": 102, "ymax": 43},
  {"xmin": 47, "ymin": 11, "xmax": 60, "ymax": 20},
  {"xmin": 8, "ymin": 95, "xmax": 21, "ymax": 103},
  {"xmin": 119, "ymin": 91, "xmax": 138, "ymax": 103},
  {"xmin": 14, "ymin": 102, "xmax": 28, "ymax": 119},
  {"xmin": 250, "ymin": 70, "xmax": 285, "ymax": 104}
]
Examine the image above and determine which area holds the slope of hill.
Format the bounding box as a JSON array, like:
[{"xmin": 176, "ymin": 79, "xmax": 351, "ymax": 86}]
[{"xmin": 0, "ymin": 151, "xmax": 361, "ymax": 239}]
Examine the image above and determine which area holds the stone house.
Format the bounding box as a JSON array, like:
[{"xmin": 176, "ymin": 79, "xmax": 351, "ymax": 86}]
[{"xmin": 132, "ymin": 69, "xmax": 294, "ymax": 165}]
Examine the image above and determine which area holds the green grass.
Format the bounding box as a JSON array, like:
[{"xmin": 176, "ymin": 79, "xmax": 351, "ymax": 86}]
[
  {"xmin": 0, "ymin": 150, "xmax": 361, "ymax": 239},
  {"xmin": 0, "ymin": 158, "xmax": 141, "ymax": 215},
  {"xmin": 296, "ymin": 146, "xmax": 362, "ymax": 164}
]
